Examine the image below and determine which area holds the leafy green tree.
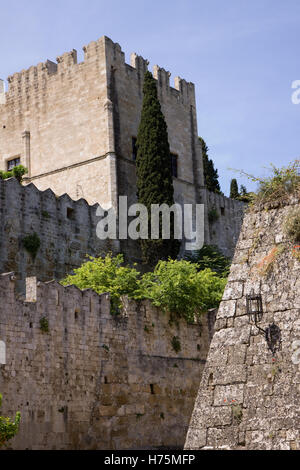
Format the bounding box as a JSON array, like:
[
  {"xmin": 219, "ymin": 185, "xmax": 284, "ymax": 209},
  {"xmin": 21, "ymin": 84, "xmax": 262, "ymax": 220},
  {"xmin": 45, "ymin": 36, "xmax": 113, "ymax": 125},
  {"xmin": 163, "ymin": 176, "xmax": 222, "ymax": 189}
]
[
  {"xmin": 240, "ymin": 184, "xmax": 247, "ymax": 196},
  {"xmin": 136, "ymin": 71, "xmax": 180, "ymax": 266},
  {"xmin": 0, "ymin": 394, "xmax": 21, "ymax": 448},
  {"xmin": 62, "ymin": 254, "xmax": 227, "ymax": 323},
  {"xmin": 199, "ymin": 137, "xmax": 221, "ymax": 194},
  {"xmin": 0, "ymin": 165, "xmax": 28, "ymax": 183},
  {"xmin": 238, "ymin": 184, "xmax": 253, "ymax": 203},
  {"xmin": 185, "ymin": 244, "xmax": 231, "ymax": 277},
  {"xmin": 62, "ymin": 253, "xmax": 141, "ymax": 313},
  {"xmin": 140, "ymin": 259, "xmax": 226, "ymax": 323},
  {"xmin": 230, "ymin": 178, "xmax": 240, "ymax": 199}
]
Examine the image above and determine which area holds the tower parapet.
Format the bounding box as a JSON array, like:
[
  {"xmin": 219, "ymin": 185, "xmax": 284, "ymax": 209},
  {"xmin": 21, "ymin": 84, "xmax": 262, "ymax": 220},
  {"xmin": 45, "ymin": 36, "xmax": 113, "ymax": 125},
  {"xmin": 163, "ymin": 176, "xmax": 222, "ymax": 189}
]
[{"xmin": 0, "ymin": 79, "xmax": 5, "ymax": 104}]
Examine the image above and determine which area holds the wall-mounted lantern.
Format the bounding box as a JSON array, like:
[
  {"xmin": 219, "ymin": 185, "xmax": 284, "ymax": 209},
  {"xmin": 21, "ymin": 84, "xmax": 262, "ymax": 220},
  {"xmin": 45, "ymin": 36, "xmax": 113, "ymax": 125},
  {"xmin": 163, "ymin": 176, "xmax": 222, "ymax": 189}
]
[
  {"xmin": 246, "ymin": 290, "xmax": 263, "ymax": 324},
  {"xmin": 246, "ymin": 290, "xmax": 281, "ymax": 355}
]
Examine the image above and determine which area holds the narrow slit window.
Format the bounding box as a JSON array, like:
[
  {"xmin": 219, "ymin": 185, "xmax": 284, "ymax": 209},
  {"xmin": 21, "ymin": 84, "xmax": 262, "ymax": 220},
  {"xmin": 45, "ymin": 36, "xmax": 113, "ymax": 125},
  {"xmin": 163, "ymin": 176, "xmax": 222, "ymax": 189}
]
[
  {"xmin": 170, "ymin": 153, "xmax": 178, "ymax": 178},
  {"xmin": 67, "ymin": 207, "xmax": 75, "ymax": 220}
]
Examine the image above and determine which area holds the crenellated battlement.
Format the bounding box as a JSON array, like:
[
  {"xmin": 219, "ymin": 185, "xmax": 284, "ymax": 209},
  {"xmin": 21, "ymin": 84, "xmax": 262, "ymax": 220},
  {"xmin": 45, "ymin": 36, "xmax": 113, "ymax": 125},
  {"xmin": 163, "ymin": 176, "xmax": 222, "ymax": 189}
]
[
  {"xmin": 0, "ymin": 35, "xmax": 206, "ymax": 250},
  {"xmin": 0, "ymin": 271, "xmax": 109, "ymax": 318},
  {"xmin": 0, "ymin": 177, "xmax": 117, "ymax": 291},
  {"xmin": 0, "ymin": 263, "xmax": 215, "ymax": 450},
  {"xmin": 2, "ymin": 35, "xmax": 195, "ymax": 102},
  {"xmin": 0, "ymin": 78, "xmax": 5, "ymax": 104}
]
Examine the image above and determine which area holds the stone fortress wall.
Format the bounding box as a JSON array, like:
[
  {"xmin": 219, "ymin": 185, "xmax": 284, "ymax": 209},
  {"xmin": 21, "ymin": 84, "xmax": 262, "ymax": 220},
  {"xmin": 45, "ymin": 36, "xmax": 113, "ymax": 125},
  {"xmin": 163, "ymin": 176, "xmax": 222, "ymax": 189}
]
[
  {"xmin": 0, "ymin": 273, "xmax": 216, "ymax": 450},
  {"xmin": 185, "ymin": 197, "xmax": 300, "ymax": 450},
  {"xmin": 205, "ymin": 190, "xmax": 245, "ymax": 258},
  {"xmin": 0, "ymin": 177, "xmax": 118, "ymax": 292},
  {"xmin": 0, "ymin": 35, "xmax": 244, "ymax": 260},
  {"xmin": 0, "ymin": 40, "xmax": 113, "ymax": 208},
  {"xmin": 0, "ymin": 36, "xmax": 203, "ymax": 212}
]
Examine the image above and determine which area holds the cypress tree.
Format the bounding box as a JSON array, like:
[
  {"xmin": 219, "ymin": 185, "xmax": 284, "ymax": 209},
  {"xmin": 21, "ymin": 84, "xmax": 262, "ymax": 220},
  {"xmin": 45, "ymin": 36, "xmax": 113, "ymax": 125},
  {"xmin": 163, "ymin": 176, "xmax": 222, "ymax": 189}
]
[
  {"xmin": 136, "ymin": 71, "xmax": 180, "ymax": 266},
  {"xmin": 199, "ymin": 137, "xmax": 221, "ymax": 193},
  {"xmin": 230, "ymin": 178, "xmax": 240, "ymax": 199}
]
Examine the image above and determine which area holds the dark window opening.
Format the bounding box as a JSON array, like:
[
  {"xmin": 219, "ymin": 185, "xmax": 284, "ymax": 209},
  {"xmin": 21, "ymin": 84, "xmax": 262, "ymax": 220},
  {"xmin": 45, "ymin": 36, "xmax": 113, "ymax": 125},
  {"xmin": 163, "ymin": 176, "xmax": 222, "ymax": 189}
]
[
  {"xmin": 221, "ymin": 207, "xmax": 225, "ymax": 216},
  {"xmin": 7, "ymin": 157, "xmax": 20, "ymax": 171},
  {"xmin": 132, "ymin": 137, "xmax": 138, "ymax": 161},
  {"xmin": 150, "ymin": 384, "xmax": 155, "ymax": 395},
  {"xmin": 170, "ymin": 153, "xmax": 178, "ymax": 178},
  {"xmin": 67, "ymin": 207, "xmax": 75, "ymax": 220}
]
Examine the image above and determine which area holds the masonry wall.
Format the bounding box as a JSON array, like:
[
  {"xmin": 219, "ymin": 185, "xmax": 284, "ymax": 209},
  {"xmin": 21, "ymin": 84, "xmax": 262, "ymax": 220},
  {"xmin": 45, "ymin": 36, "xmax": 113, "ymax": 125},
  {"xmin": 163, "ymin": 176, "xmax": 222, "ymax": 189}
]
[
  {"xmin": 105, "ymin": 42, "xmax": 203, "ymax": 204},
  {"xmin": 0, "ymin": 39, "xmax": 117, "ymax": 207},
  {"xmin": 185, "ymin": 197, "xmax": 300, "ymax": 450},
  {"xmin": 0, "ymin": 36, "xmax": 204, "ymax": 212},
  {"xmin": 0, "ymin": 273, "xmax": 216, "ymax": 450},
  {"xmin": 0, "ymin": 178, "xmax": 117, "ymax": 291},
  {"xmin": 204, "ymin": 190, "xmax": 245, "ymax": 258}
]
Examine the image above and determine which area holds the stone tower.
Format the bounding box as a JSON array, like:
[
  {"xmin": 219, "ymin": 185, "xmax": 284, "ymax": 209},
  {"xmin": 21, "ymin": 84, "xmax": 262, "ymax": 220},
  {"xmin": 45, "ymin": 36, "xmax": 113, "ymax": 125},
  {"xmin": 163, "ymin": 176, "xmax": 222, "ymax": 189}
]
[
  {"xmin": 0, "ymin": 36, "xmax": 245, "ymax": 259},
  {"xmin": 0, "ymin": 36, "xmax": 204, "ymax": 213}
]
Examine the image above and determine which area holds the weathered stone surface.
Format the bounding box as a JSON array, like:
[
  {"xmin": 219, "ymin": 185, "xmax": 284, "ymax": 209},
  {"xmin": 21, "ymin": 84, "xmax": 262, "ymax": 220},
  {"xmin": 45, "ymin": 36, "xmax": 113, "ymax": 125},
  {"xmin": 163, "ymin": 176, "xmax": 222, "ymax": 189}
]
[
  {"xmin": 0, "ymin": 36, "xmax": 244, "ymax": 260},
  {"xmin": 0, "ymin": 274, "xmax": 215, "ymax": 450},
  {"xmin": 0, "ymin": 178, "xmax": 118, "ymax": 291},
  {"xmin": 185, "ymin": 200, "xmax": 300, "ymax": 450}
]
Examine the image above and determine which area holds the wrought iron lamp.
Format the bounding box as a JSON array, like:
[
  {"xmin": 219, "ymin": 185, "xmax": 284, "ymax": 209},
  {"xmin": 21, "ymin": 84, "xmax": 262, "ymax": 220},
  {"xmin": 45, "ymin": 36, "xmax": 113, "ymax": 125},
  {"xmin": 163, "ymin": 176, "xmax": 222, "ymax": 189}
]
[
  {"xmin": 246, "ymin": 290, "xmax": 263, "ymax": 324},
  {"xmin": 246, "ymin": 290, "xmax": 281, "ymax": 355}
]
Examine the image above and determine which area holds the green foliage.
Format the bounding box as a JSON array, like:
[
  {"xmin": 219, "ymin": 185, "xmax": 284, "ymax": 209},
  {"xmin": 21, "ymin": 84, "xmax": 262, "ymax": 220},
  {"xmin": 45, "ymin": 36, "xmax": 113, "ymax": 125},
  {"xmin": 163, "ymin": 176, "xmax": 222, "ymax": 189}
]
[
  {"xmin": 42, "ymin": 210, "xmax": 50, "ymax": 219},
  {"xmin": 238, "ymin": 184, "xmax": 253, "ymax": 203},
  {"xmin": 0, "ymin": 394, "xmax": 21, "ymax": 447},
  {"xmin": 171, "ymin": 336, "xmax": 181, "ymax": 353},
  {"xmin": 200, "ymin": 137, "xmax": 221, "ymax": 194},
  {"xmin": 230, "ymin": 178, "xmax": 239, "ymax": 199},
  {"xmin": 136, "ymin": 71, "xmax": 180, "ymax": 266},
  {"xmin": 138, "ymin": 259, "xmax": 227, "ymax": 322},
  {"xmin": 208, "ymin": 206, "xmax": 219, "ymax": 224},
  {"xmin": 40, "ymin": 317, "xmax": 49, "ymax": 333},
  {"xmin": 62, "ymin": 254, "xmax": 140, "ymax": 312},
  {"xmin": 284, "ymin": 209, "xmax": 300, "ymax": 243},
  {"xmin": 231, "ymin": 160, "xmax": 300, "ymax": 208},
  {"xmin": 185, "ymin": 244, "xmax": 231, "ymax": 277},
  {"xmin": 62, "ymin": 254, "xmax": 226, "ymax": 323},
  {"xmin": 0, "ymin": 165, "xmax": 28, "ymax": 183},
  {"xmin": 23, "ymin": 233, "xmax": 41, "ymax": 259}
]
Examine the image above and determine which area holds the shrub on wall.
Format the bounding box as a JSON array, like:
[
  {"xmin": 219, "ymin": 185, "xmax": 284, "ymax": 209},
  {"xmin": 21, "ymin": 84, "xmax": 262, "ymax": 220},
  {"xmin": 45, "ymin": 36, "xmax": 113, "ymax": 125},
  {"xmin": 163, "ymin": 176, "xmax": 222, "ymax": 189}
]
[
  {"xmin": 62, "ymin": 254, "xmax": 226, "ymax": 323},
  {"xmin": 231, "ymin": 160, "xmax": 300, "ymax": 209},
  {"xmin": 0, "ymin": 394, "xmax": 21, "ymax": 448},
  {"xmin": 284, "ymin": 209, "xmax": 300, "ymax": 243},
  {"xmin": 0, "ymin": 165, "xmax": 28, "ymax": 183},
  {"xmin": 139, "ymin": 259, "xmax": 226, "ymax": 322},
  {"xmin": 62, "ymin": 254, "xmax": 141, "ymax": 314},
  {"xmin": 208, "ymin": 207, "xmax": 219, "ymax": 224},
  {"xmin": 22, "ymin": 233, "xmax": 41, "ymax": 259}
]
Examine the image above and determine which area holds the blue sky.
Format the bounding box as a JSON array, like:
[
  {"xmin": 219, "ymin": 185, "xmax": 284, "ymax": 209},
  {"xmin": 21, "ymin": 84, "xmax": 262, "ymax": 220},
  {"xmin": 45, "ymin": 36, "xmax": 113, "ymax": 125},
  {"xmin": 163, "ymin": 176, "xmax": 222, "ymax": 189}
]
[{"xmin": 0, "ymin": 0, "xmax": 299, "ymax": 195}]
